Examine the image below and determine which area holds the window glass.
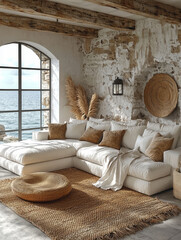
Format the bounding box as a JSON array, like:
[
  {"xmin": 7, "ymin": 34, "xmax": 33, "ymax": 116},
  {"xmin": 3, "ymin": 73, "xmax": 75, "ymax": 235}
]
[
  {"xmin": 22, "ymin": 70, "xmax": 40, "ymax": 89},
  {"xmin": 22, "ymin": 44, "xmax": 40, "ymax": 68},
  {"xmin": 0, "ymin": 68, "xmax": 18, "ymax": 89},
  {"xmin": 42, "ymin": 70, "xmax": 50, "ymax": 89},
  {"xmin": 42, "ymin": 91, "xmax": 50, "ymax": 109},
  {"xmin": 0, "ymin": 43, "xmax": 51, "ymax": 142},
  {"xmin": 0, "ymin": 112, "xmax": 18, "ymax": 130},
  {"xmin": 0, "ymin": 43, "xmax": 18, "ymax": 67},
  {"xmin": 22, "ymin": 111, "xmax": 40, "ymax": 129},
  {"xmin": 22, "ymin": 91, "xmax": 40, "ymax": 110},
  {"xmin": 42, "ymin": 111, "xmax": 49, "ymax": 127},
  {"xmin": 0, "ymin": 91, "xmax": 18, "ymax": 111}
]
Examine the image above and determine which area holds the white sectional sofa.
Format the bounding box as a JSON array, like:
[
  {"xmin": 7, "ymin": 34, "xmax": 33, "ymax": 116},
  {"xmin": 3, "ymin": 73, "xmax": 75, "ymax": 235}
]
[{"xmin": 0, "ymin": 118, "xmax": 181, "ymax": 196}]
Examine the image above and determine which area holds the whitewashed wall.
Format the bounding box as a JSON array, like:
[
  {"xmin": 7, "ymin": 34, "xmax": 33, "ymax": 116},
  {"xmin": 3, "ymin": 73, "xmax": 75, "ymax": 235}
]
[
  {"xmin": 81, "ymin": 19, "xmax": 181, "ymax": 124},
  {"xmin": 0, "ymin": 25, "xmax": 83, "ymax": 123}
]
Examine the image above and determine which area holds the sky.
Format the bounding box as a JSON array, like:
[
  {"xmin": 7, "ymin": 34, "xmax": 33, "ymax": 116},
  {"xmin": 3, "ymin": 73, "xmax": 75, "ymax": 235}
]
[{"xmin": 0, "ymin": 43, "xmax": 41, "ymax": 89}]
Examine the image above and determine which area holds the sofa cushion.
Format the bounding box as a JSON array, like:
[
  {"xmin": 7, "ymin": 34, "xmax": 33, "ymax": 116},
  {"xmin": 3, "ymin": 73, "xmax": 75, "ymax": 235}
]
[
  {"xmin": 128, "ymin": 155, "xmax": 171, "ymax": 181},
  {"xmin": 86, "ymin": 121, "xmax": 110, "ymax": 131},
  {"xmin": 65, "ymin": 122, "xmax": 86, "ymax": 139},
  {"xmin": 89, "ymin": 117, "xmax": 105, "ymax": 123},
  {"xmin": 76, "ymin": 145, "xmax": 119, "ymax": 166},
  {"xmin": 48, "ymin": 123, "xmax": 67, "ymax": 140},
  {"xmin": 0, "ymin": 140, "xmax": 76, "ymax": 165},
  {"xmin": 145, "ymin": 133, "xmax": 173, "ymax": 162},
  {"xmin": 146, "ymin": 122, "xmax": 181, "ymax": 149},
  {"xmin": 134, "ymin": 135, "xmax": 155, "ymax": 154},
  {"xmin": 99, "ymin": 130, "xmax": 125, "ymax": 150},
  {"xmin": 79, "ymin": 127, "xmax": 104, "ymax": 144},
  {"xmin": 111, "ymin": 124, "xmax": 146, "ymax": 149}
]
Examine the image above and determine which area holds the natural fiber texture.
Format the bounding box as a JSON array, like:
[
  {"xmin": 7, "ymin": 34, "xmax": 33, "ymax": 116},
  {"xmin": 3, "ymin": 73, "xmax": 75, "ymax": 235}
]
[
  {"xmin": 88, "ymin": 93, "xmax": 99, "ymax": 118},
  {"xmin": 65, "ymin": 76, "xmax": 82, "ymax": 119},
  {"xmin": 77, "ymin": 85, "xmax": 89, "ymax": 118},
  {"xmin": 173, "ymin": 169, "xmax": 181, "ymax": 200},
  {"xmin": 11, "ymin": 172, "xmax": 72, "ymax": 202},
  {"xmin": 99, "ymin": 130, "xmax": 126, "ymax": 150},
  {"xmin": 145, "ymin": 133, "xmax": 173, "ymax": 162},
  {"xmin": 0, "ymin": 168, "xmax": 180, "ymax": 240},
  {"xmin": 48, "ymin": 123, "xmax": 67, "ymax": 140},
  {"xmin": 144, "ymin": 73, "xmax": 178, "ymax": 117},
  {"xmin": 79, "ymin": 127, "xmax": 104, "ymax": 144}
]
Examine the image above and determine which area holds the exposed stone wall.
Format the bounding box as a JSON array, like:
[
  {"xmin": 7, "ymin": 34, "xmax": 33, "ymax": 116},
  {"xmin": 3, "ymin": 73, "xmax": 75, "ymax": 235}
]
[{"xmin": 81, "ymin": 19, "xmax": 181, "ymax": 124}]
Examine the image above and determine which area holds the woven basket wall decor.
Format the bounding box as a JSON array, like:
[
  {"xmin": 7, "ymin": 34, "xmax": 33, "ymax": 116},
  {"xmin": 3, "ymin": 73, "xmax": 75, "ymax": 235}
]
[{"xmin": 144, "ymin": 73, "xmax": 178, "ymax": 118}]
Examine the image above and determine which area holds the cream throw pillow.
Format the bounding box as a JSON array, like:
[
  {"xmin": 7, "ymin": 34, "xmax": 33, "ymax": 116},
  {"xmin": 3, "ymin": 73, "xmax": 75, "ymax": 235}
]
[
  {"xmin": 122, "ymin": 126, "xmax": 146, "ymax": 149},
  {"xmin": 79, "ymin": 127, "xmax": 104, "ymax": 144},
  {"xmin": 145, "ymin": 133, "xmax": 173, "ymax": 162},
  {"xmin": 134, "ymin": 135, "xmax": 155, "ymax": 154},
  {"xmin": 66, "ymin": 122, "xmax": 86, "ymax": 139},
  {"xmin": 48, "ymin": 123, "xmax": 67, "ymax": 140},
  {"xmin": 99, "ymin": 130, "xmax": 126, "ymax": 150},
  {"xmin": 86, "ymin": 121, "xmax": 110, "ymax": 131}
]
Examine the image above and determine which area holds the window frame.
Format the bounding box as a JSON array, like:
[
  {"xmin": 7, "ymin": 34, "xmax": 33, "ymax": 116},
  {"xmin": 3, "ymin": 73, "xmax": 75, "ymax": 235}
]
[{"xmin": 0, "ymin": 42, "xmax": 51, "ymax": 141}]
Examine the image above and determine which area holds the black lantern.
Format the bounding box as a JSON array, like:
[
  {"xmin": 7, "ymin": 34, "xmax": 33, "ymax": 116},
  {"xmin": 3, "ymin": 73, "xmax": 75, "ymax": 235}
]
[{"xmin": 112, "ymin": 77, "xmax": 123, "ymax": 95}]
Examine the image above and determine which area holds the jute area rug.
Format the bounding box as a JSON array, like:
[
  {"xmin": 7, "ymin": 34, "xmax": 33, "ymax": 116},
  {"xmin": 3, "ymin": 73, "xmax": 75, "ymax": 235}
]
[{"xmin": 0, "ymin": 168, "xmax": 180, "ymax": 240}]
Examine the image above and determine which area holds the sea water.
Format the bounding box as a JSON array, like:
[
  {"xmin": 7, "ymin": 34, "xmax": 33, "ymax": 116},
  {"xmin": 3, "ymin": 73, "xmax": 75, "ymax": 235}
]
[{"xmin": 0, "ymin": 91, "xmax": 42, "ymax": 141}]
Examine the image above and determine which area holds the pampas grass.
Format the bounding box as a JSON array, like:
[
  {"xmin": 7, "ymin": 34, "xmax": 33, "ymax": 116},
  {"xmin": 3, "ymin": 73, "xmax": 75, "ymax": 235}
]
[
  {"xmin": 77, "ymin": 85, "xmax": 89, "ymax": 118},
  {"xmin": 87, "ymin": 93, "xmax": 99, "ymax": 118},
  {"xmin": 65, "ymin": 77, "xmax": 82, "ymax": 119},
  {"xmin": 65, "ymin": 77, "xmax": 99, "ymax": 119}
]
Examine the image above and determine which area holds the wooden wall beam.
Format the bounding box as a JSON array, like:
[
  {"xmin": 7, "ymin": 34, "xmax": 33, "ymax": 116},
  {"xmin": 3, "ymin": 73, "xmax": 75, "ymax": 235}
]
[
  {"xmin": 0, "ymin": 12, "xmax": 98, "ymax": 38},
  {"xmin": 87, "ymin": 0, "xmax": 181, "ymax": 24},
  {"xmin": 0, "ymin": 0, "xmax": 135, "ymax": 30}
]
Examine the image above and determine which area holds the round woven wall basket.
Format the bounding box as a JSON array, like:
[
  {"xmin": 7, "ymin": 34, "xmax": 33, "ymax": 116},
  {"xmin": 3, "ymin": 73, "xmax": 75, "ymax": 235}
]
[{"xmin": 144, "ymin": 73, "xmax": 178, "ymax": 118}]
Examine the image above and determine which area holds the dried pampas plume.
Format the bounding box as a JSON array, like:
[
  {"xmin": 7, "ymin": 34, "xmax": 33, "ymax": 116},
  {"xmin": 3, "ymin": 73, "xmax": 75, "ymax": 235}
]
[
  {"xmin": 87, "ymin": 93, "xmax": 99, "ymax": 118},
  {"xmin": 77, "ymin": 85, "xmax": 89, "ymax": 118},
  {"xmin": 65, "ymin": 77, "xmax": 99, "ymax": 119},
  {"xmin": 65, "ymin": 77, "xmax": 82, "ymax": 119}
]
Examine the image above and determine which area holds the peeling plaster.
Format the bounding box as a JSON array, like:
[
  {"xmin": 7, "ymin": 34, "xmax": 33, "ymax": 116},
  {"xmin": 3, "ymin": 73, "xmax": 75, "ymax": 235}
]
[{"xmin": 82, "ymin": 19, "xmax": 181, "ymax": 124}]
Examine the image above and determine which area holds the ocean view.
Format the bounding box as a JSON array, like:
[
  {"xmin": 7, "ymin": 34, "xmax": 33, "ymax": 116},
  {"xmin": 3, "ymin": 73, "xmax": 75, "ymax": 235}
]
[{"xmin": 0, "ymin": 91, "xmax": 47, "ymax": 141}]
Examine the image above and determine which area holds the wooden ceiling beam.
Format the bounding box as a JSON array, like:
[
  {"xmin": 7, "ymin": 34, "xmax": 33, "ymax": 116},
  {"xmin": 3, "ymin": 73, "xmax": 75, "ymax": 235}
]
[
  {"xmin": 0, "ymin": 0, "xmax": 135, "ymax": 31},
  {"xmin": 87, "ymin": 0, "xmax": 181, "ymax": 24},
  {"xmin": 0, "ymin": 12, "xmax": 98, "ymax": 38}
]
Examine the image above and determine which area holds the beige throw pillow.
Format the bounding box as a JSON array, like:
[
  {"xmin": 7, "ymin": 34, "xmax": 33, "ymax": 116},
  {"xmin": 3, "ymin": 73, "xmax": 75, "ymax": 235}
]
[
  {"xmin": 145, "ymin": 133, "xmax": 173, "ymax": 162},
  {"xmin": 48, "ymin": 123, "xmax": 67, "ymax": 140},
  {"xmin": 79, "ymin": 127, "xmax": 104, "ymax": 144},
  {"xmin": 99, "ymin": 130, "xmax": 126, "ymax": 150}
]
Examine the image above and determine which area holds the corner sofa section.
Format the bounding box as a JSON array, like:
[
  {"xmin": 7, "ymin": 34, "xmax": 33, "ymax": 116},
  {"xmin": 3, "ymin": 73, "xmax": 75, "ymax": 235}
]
[{"xmin": 0, "ymin": 118, "xmax": 181, "ymax": 196}]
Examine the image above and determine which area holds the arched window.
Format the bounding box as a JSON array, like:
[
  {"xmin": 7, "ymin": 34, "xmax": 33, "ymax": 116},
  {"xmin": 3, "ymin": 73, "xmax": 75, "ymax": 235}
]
[{"xmin": 0, "ymin": 43, "xmax": 51, "ymax": 143}]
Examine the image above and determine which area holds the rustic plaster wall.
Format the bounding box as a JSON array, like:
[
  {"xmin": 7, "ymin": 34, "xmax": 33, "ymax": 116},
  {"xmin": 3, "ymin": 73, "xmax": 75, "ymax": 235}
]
[{"xmin": 81, "ymin": 19, "xmax": 181, "ymax": 124}]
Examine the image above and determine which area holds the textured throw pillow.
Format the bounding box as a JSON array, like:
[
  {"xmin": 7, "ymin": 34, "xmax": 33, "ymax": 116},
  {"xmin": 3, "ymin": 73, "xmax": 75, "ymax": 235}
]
[
  {"xmin": 86, "ymin": 121, "xmax": 110, "ymax": 131},
  {"xmin": 66, "ymin": 122, "xmax": 86, "ymax": 139},
  {"xmin": 79, "ymin": 127, "xmax": 104, "ymax": 144},
  {"xmin": 48, "ymin": 123, "xmax": 67, "ymax": 140},
  {"xmin": 134, "ymin": 135, "xmax": 155, "ymax": 154},
  {"xmin": 99, "ymin": 130, "xmax": 126, "ymax": 150},
  {"xmin": 145, "ymin": 133, "xmax": 173, "ymax": 162},
  {"xmin": 143, "ymin": 125, "xmax": 181, "ymax": 149}
]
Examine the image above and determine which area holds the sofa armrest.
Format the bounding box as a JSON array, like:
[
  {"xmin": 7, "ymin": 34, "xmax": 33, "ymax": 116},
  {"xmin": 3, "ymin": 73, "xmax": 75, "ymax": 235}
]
[
  {"xmin": 32, "ymin": 130, "xmax": 49, "ymax": 141},
  {"xmin": 164, "ymin": 147, "xmax": 181, "ymax": 169}
]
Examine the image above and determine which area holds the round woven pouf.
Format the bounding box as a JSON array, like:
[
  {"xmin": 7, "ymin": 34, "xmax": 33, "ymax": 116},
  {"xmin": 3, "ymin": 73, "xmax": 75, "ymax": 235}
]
[
  {"xmin": 11, "ymin": 172, "xmax": 72, "ymax": 202},
  {"xmin": 144, "ymin": 73, "xmax": 178, "ymax": 117}
]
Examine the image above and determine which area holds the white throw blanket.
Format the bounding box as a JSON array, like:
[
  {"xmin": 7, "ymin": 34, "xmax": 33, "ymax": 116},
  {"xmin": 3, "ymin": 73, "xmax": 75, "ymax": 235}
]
[{"xmin": 93, "ymin": 149, "xmax": 141, "ymax": 191}]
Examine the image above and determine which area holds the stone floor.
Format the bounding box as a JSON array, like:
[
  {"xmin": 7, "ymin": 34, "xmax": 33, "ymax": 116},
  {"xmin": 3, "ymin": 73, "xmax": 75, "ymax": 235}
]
[{"xmin": 0, "ymin": 167, "xmax": 180, "ymax": 240}]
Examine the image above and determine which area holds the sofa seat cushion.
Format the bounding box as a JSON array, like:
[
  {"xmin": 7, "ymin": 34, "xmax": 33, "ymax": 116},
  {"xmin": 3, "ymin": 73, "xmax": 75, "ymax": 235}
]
[
  {"xmin": 0, "ymin": 140, "xmax": 77, "ymax": 166},
  {"xmin": 128, "ymin": 155, "xmax": 171, "ymax": 181},
  {"xmin": 76, "ymin": 145, "xmax": 119, "ymax": 166}
]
